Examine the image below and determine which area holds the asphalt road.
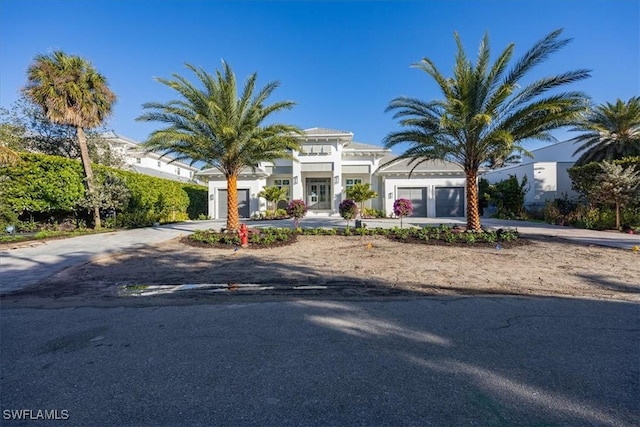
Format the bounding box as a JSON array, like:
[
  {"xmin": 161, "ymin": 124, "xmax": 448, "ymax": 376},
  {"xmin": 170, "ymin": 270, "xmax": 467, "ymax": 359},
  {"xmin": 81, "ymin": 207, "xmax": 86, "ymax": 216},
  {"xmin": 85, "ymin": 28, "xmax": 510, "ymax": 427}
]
[{"xmin": 1, "ymin": 296, "xmax": 638, "ymax": 426}]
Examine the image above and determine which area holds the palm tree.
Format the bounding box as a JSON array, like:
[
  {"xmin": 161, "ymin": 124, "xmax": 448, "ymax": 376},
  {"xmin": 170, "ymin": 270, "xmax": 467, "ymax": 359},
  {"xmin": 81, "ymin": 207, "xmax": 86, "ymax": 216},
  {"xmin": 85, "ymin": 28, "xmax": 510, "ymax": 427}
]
[
  {"xmin": 572, "ymin": 97, "xmax": 640, "ymax": 166},
  {"xmin": 23, "ymin": 51, "xmax": 116, "ymax": 228},
  {"xmin": 259, "ymin": 185, "xmax": 289, "ymax": 212},
  {"xmin": 346, "ymin": 183, "xmax": 378, "ymax": 215},
  {"xmin": 138, "ymin": 61, "xmax": 302, "ymax": 232},
  {"xmin": 384, "ymin": 30, "xmax": 590, "ymax": 231}
]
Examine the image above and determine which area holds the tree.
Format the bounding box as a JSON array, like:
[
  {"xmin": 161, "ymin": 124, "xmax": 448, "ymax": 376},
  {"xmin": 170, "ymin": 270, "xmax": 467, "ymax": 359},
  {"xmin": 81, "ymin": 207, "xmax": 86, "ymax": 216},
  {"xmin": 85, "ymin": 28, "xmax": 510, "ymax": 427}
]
[
  {"xmin": 23, "ymin": 51, "xmax": 116, "ymax": 229},
  {"xmin": 138, "ymin": 61, "xmax": 302, "ymax": 232},
  {"xmin": 1, "ymin": 98, "xmax": 123, "ymax": 167},
  {"xmin": 79, "ymin": 172, "xmax": 131, "ymax": 228},
  {"xmin": 384, "ymin": 29, "xmax": 590, "ymax": 231},
  {"xmin": 393, "ymin": 198, "xmax": 413, "ymax": 228},
  {"xmin": 589, "ymin": 161, "xmax": 640, "ymax": 230},
  {"xmin": 339, "ymin": 199, "xmax": 358, "ymax": 229},
  {"xmin": 572, "ymin": 97, "xmax": 640, "ymax": 166},
  {"xmin": 286, "ymin": 199, "xmax": 308, "ymax": 229},
  {"xmin": 345, "ymin": 183, "xmax": 377, "ymax": 215},
  {"xmin": 259, "ymin": 185, "xmax": 289, "ymax": 212}
]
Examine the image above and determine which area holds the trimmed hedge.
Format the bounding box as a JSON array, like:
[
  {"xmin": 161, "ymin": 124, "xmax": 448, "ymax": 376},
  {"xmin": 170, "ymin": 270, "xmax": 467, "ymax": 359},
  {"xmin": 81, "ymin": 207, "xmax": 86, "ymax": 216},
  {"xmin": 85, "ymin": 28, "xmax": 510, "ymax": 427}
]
[{"xmin": 1, "ymin": 153, "xmax": 207, "ymax": 229}]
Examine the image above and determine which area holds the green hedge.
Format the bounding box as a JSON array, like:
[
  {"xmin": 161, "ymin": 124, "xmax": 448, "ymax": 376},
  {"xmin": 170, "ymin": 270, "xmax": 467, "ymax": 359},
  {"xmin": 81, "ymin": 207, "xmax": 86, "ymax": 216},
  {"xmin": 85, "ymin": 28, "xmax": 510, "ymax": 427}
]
[{"xmin": 1, "ymin": 153, "xmax": 208, "ymax": 229}]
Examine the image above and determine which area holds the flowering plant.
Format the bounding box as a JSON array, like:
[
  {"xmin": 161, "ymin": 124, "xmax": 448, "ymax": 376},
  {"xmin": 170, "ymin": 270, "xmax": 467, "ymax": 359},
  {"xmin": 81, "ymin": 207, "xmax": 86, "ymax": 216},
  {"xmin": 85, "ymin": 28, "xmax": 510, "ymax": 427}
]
[
  {"xmin": 393, "ymin": 198, "xmax": 413, "ymax": 228},
  {"xmin": 339, "ymin": 199, "xmax": 358, "ymax": 229},
  {"xmin": 286, "ymin": 199, "xmax": 308, "ymax": 228}
]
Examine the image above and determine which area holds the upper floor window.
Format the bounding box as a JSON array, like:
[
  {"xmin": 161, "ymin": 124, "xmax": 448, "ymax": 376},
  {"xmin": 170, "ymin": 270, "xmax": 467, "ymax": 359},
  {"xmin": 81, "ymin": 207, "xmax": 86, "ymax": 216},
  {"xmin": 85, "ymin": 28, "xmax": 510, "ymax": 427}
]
[
  {"xmin": 345, "ymin": 178, "xmax": 362, "ymax": 191},
  {"xmin": 136, "ymin": 157, "xmax": 141, "ymax": 164},
  {"xmin": 176, "ymin": 167, "xmax": 181, "ymax": 176},
  {"xmin": 157, "ymin": 161, "xmax": 162, "ymax": 168}
]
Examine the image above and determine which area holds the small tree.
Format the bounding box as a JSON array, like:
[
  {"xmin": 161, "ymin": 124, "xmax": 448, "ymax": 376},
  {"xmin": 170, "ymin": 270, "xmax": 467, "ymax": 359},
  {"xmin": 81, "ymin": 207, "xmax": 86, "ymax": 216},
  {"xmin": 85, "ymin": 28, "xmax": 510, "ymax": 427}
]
[
  {"xmin": 393, "ymin": 198, "xmax": 413, "ymax": 228},
  {"xmin": 590, "ymin": 161, "xmax": 640, "ymax": 230},
  {"xmin": 78, "ymin": 172, "xmax": 131, "ymax": 227},
  {"xmin": 286, "ymin": 199, "xmax": 308, "ymax": 229},
  {"xmin": 339, "ymin": 199, "xmax": 358, "ymax": 229},
  {"xmin": 345, "ymin": 183, "xmax": 377, "ymax": 216},
  {"xmin": 259, "ymin": 186, "xmax": 288, "ymax": 213}
]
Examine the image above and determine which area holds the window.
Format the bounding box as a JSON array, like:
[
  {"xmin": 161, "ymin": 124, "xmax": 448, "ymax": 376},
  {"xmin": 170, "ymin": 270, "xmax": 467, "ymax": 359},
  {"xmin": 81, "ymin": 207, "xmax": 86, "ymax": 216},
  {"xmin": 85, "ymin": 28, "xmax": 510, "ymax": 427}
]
[
  {"xmin": 345, "ymin": 178, "xmax": 362, "ymax": 191},
  {"xmin": 274, "ymin": 179, "xmax": 291, "ymax": 199},
  {"xmin": 157, "ymin": 161, "xmax": 161, "ymax": 168},
  {"xmin": 176, "ymin": 167, "xmax": 181, "ymax": 176},
  {"xmin": 136, "ymin": 157, "xmax": 141, "ymax": 164}
]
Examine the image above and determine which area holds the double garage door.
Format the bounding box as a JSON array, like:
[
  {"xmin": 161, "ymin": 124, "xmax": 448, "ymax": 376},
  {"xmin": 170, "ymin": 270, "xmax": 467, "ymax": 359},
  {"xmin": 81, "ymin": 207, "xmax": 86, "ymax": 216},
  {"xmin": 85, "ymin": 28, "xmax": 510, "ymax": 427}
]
[
  {"xmin": 397, "ymin": 187, "xmax": 465, "ymax": 217},
  {"xmin": 217, "ymin": 189, "xmax": 250, "ymax": 219}
]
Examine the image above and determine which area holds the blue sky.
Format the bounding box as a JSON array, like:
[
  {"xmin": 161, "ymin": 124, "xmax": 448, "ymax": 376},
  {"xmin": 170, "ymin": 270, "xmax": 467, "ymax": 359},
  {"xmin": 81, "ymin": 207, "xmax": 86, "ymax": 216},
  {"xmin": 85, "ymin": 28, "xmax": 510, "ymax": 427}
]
[{"xmin": 1, "ymin": 0, "xmax": 638, "ymax": 153}]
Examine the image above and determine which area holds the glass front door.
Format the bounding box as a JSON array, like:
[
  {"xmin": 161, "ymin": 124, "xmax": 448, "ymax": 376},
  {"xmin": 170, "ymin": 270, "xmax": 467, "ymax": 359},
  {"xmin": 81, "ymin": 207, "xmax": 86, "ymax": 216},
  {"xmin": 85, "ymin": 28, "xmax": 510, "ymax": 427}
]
[{"xmin": 306, "ymin": 178, "xmax": 331, "ymax": 209}]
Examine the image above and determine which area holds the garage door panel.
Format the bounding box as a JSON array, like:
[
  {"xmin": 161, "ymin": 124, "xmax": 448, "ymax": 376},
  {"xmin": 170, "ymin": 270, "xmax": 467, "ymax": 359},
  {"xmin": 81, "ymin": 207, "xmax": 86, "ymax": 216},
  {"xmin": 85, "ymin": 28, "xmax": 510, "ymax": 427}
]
[
  {"xmin": 435, "ymin": 187, "xmax": 464, "ymax": 217},
  {"xmin": 397, "ymin": 187, "xmax": 427, "ymax": 217},
  {"xmin": 217, "ymin": 189, "xmax": 250, "ymax": 219}
]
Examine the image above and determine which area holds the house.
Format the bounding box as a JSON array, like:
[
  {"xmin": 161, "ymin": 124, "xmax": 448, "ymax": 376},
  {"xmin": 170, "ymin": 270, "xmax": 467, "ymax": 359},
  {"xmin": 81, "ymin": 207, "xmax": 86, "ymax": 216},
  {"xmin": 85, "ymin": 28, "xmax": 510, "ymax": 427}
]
[
  {"xmin": 102, "ymin": 131, "xmax": 202, "ymax": 184},
  {"xmin": 198, "ymin": 127, "xmax": 469, "ymax": 219},
  {"xmin": 481, "ymin": 140, "xmax": 578, "ymax": 208}
]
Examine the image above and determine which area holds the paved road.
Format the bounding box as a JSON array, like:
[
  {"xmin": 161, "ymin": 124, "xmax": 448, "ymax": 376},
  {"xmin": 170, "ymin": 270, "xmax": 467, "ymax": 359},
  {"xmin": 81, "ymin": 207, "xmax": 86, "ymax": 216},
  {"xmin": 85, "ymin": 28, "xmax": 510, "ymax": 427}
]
[
  {"xmin": 1, "ymin": 218, "xmax": 639, "ymax": 295},
  {"xmin": 1, "ymin": 296, "xmax": 638, "ymax": 426}
]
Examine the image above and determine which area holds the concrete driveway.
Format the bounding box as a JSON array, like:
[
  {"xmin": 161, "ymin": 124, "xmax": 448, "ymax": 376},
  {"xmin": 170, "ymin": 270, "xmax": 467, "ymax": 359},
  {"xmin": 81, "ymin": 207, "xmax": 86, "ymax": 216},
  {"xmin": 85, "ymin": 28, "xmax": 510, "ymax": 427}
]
[{"xmin": 1, "ymin": 217, "xmax": 638, "ymax": 295}]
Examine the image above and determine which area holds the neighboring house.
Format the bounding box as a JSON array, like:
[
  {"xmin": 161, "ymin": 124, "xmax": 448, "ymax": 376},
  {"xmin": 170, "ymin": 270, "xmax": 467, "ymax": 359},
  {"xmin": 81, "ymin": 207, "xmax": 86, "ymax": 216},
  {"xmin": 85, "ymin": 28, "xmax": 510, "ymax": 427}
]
[
  {"xmin": 481, "ymin": 140, "xmax": 578, "ymax": 209},
  {"xmin": 102, "ymin": 131, "xmax": 202, "ymax": 184},
  {"xmin": 198, "ymin": 127, "xmax": 468, "ymax": 219}
]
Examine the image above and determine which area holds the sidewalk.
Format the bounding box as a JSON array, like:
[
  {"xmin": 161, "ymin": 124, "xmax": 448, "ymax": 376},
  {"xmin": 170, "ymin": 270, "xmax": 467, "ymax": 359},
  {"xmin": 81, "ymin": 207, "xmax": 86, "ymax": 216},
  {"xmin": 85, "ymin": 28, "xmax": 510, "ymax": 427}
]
[{"xmin": 1, "ymin": 218, "xmax": 638, "ymax": 295}]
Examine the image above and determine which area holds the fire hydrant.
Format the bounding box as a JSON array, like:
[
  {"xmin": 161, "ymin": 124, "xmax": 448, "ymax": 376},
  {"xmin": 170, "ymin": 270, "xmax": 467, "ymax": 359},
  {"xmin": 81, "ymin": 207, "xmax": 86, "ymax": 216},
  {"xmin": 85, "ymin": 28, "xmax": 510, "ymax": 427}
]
[{"xmin": 239, "ymin": 223, "xmax": 249, "ymax": 248}]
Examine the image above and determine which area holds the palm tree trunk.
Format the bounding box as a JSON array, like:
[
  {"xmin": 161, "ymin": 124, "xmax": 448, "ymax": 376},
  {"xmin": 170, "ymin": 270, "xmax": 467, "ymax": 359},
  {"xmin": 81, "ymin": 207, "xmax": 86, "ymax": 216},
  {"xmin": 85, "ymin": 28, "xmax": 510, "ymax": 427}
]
[
  {"xmin": 77, "ymin": 127, "xmax": 101, "ymax": 229},
  {"xmin": 466, "ymin": 170, "xmax": 481, "ymax": 231},
  {"xmin": 226, "ymin": 174, "xmax": 240, "ymax": 232}
]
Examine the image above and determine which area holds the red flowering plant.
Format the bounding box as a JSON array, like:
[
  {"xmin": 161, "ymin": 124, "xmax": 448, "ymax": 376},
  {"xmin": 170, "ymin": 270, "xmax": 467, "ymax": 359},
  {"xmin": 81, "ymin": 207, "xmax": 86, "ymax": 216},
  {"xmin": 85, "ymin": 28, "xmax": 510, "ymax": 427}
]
[{"xmin": 393, "ymin": 198, "xmax": 413, "ymax": 228}]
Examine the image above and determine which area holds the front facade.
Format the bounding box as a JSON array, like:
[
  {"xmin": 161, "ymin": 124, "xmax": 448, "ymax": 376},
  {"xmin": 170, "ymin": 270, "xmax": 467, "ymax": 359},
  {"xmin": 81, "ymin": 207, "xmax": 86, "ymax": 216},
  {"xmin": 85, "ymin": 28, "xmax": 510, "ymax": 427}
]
[{"xmin": 198, "ymin": 128, "xmax": 468, "ymax": 219}]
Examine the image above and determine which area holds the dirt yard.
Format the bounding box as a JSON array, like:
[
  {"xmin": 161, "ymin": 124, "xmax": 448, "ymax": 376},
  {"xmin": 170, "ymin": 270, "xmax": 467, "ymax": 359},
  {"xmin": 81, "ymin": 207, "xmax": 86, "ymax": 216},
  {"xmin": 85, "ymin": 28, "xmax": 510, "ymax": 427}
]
[{"xmin": 19, "ymin": 235, "xmax": 640, "ymax": 303}]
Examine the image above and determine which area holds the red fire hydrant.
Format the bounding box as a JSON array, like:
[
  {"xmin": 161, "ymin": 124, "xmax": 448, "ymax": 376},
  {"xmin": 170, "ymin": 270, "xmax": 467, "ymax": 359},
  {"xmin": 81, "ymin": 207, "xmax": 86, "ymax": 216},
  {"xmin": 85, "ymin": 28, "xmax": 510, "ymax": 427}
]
[{"xmin": 239, "ymin": 223, "xmax": 249, "ymax": 248}]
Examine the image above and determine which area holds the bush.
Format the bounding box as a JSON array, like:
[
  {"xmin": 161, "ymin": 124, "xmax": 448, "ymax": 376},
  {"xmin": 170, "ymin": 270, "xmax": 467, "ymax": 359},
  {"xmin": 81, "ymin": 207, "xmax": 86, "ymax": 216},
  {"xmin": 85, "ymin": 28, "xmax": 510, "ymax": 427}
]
[
  {"xmin": 286, "ymin": 199, "xmax": 308, "ymax": 227},
  {"xmin": 339, "ymin": 199, "xmax": 358, "ymax": 228}
]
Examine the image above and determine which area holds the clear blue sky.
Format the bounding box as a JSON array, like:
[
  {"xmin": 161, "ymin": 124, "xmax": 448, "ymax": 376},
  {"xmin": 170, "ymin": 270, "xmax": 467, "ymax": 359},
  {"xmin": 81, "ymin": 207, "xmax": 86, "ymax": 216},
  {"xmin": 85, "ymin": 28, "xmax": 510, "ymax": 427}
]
[{"xmin": 1, "ymin": 0, "xmax": 638, "ymax": 152}]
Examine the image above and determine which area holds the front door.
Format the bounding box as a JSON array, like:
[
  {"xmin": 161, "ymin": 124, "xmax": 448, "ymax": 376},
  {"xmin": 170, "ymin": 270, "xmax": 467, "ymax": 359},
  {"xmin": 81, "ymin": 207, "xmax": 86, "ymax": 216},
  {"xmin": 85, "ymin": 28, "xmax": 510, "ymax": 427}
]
[{"xmin": 306, "ymin": 178, "xmax": 331, "ymax": 210}]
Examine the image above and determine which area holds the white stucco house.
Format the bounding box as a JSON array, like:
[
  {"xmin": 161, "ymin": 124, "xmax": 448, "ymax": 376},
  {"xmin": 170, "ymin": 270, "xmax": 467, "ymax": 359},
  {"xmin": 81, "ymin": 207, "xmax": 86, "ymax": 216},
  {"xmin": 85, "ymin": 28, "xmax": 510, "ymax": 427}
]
[
  {"xmin": 102, "ymin": 131, "xmax": 202, "ymax": 184},
  {"xmin": 480, "ymin": 139, "xmax": 579, "ymax": 208},
  {"xmin": 198, "ymin": 127, "xmax": 468, "ymax": 219}
]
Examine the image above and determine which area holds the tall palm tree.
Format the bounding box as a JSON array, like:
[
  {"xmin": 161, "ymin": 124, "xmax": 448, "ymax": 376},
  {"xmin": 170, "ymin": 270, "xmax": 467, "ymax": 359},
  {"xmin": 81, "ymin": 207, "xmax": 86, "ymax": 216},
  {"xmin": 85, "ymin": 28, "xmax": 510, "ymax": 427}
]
[
  {"xmin": 572, "ymin": 97, "xmax": 640, "ymax": 166},
  {"xmin": 384, "ymin": 29, "xmax": 590, "ymax": 231},
  {"xmin": 23, "ymin": 51, "xmax": 116, "ymax": 228},
  {"xmin": 138, "ymin": 61, "xmax": 302, "ymax": 232}
]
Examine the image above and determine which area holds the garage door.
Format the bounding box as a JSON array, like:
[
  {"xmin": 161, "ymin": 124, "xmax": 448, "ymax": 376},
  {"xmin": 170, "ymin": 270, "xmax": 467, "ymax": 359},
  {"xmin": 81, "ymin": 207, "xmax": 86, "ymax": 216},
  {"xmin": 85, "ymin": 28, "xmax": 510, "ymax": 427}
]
[
  {"xmin": 396, "ymin": 188, "xmax": 427, "ymax": 217},
  {"xmin": 435, "ymin": 187, "xmax": 464, "ymax": 217},
  {"xmin": 217, "ymin": 189, "xmax": 250, "ymax": 219}
]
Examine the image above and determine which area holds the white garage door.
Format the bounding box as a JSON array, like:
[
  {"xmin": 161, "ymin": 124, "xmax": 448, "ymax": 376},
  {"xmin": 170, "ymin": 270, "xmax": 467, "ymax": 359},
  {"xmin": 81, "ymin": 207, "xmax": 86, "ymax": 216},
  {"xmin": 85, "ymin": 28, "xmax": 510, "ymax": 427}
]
[{"xmin": 396, "ymin": 188, "xmax": 427, "ymax": 217}]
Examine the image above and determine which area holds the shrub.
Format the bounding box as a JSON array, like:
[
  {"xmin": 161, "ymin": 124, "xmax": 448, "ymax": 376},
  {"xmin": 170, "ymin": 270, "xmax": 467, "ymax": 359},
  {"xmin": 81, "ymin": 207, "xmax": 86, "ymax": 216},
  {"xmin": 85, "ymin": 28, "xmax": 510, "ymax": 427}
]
[
  {"xmin": 286, "ymin": 199, "xmax": 308, "ymax": 227},
  {"xmin": 393, "ymin": 198, "xmax": 413, "ymax": 228},
  {"xmin": 339, "ymin": 199, "xmax": 358, "ymax": 229}
]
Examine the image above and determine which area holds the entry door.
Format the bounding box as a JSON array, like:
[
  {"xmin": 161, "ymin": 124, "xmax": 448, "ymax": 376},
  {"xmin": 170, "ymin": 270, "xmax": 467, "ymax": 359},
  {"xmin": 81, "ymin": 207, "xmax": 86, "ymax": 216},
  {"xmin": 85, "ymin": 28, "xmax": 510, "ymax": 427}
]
[{"xmin": 306, "ymin": 179, "xmax": 331, "ymax": 209}]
